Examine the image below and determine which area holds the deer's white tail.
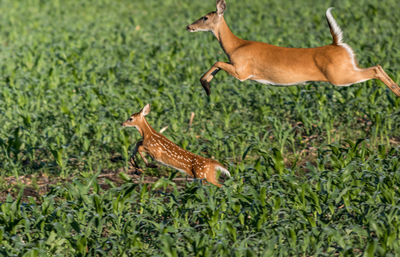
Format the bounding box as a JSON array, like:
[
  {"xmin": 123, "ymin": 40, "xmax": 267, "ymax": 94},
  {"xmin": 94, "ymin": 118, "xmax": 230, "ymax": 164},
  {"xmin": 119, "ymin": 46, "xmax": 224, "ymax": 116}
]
[
  {"xmin": 215, "ymin": 165, "xmax": 231, "ymax": 177},
  {"xmin": 326, "ymin": 8, "xmax": 343, "ymax": 45}
]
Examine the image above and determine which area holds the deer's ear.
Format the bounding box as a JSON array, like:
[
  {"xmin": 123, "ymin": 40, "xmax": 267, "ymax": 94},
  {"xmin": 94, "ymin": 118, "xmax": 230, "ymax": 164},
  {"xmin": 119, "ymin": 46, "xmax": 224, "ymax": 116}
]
[
  {"xmin": 216, "ymin": 0, "xmax": 226, "ymax": 16},
  {"xmin": 141, "ymin": 104, "xmax": 151, "ymax": 116}
]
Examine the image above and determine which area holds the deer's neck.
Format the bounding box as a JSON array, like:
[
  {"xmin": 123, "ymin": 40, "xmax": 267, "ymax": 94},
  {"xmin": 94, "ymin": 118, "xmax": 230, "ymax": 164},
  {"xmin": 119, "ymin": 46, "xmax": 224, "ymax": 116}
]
[
  {"xmin": 138, "ymin": 118, "xmax": 157, "ymax": 140},
  {"xmin": 213, "ymin": 17, "xmax": 245, "ymax": 58}
]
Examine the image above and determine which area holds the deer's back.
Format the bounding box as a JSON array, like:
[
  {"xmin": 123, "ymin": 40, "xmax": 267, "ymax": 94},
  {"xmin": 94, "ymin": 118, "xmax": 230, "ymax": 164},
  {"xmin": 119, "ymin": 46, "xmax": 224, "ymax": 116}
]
[{"xmin": 143, "ymin": 133, "xmax": 201, "ymax": 173}]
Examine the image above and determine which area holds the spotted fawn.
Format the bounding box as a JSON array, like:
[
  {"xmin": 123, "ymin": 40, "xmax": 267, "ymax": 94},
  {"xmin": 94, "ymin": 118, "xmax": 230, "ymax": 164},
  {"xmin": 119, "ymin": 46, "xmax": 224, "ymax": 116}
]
[{"xmin": 122, "ymin": 104, "xmax": 230, "ymax": 187}]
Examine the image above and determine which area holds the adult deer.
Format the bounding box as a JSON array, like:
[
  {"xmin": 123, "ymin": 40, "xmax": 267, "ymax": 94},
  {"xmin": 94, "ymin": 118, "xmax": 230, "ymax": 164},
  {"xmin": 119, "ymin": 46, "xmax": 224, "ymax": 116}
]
[
  {"xmin": 186, "ymin": 0, "xmax": 400, "ymax": 97},
  {"xmin": 122, "ymin": 104, "xmax": 230, "ymax": 187}
]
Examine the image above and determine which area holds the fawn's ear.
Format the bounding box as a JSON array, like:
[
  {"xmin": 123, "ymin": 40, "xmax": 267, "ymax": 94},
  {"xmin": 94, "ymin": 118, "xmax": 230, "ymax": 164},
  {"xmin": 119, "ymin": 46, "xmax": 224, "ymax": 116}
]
[
  {"xmin": 216, "ymin": 0, "xmax": 226, "ymax": 16},
  {"xmin": 141, "ymin": 104, "xmax": 151, "ymax": 116}
]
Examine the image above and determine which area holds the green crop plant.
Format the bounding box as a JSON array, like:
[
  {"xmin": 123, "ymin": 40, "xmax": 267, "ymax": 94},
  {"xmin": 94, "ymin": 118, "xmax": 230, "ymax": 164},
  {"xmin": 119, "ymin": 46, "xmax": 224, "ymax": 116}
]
[{"xmin": 0, "ymin": 0, "xmax": 400, "ymax": 255}]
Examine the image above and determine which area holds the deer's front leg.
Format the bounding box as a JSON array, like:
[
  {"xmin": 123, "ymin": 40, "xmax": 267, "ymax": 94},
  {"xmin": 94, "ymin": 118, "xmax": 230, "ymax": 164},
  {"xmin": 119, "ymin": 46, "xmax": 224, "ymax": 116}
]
[
  {"xmin": 200, "ymin": 62, "xmax": 249, "ymax": 95},
  {"xmin": 130, "ymin": 141, "xmax": 143, "ymax": 168},
  {"xmin": 200, "ymin": 65, "xmax": 220, "ymax": 96},
  {"xmin": 129, "ymin": 141, "xmax": 153, "ymax": 168},
  {"xmin": 137, "ymin": 145, "xmax": 158, "ymax": 168}
]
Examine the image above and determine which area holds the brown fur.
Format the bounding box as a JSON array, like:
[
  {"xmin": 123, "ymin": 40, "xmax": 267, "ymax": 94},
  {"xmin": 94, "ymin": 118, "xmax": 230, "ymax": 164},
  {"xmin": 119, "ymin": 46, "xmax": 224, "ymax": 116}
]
[{"xmin": 186, "ymin": 0, "xmax": 400, "ymax": 97}]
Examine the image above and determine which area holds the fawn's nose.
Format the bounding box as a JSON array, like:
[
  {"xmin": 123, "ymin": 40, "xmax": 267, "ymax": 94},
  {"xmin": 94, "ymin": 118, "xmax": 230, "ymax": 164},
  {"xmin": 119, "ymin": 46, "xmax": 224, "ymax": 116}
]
[{"xmin": 186, "ymin": 25, "xmax": 192, "ymax": 31}]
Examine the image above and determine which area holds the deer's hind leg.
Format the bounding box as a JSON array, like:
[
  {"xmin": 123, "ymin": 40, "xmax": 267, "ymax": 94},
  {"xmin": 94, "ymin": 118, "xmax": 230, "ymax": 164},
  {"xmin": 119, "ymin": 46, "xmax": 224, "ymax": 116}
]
[
  {"xmin": 204, "ymin": 165, "xmax": 222, "ymax": 188},
  {"xmin": 374, "ymin": 65, "xmax": 400, "ymax": 96},
  {"xmin": 327, "ymin": 65, "xmax": 400, "ymax": 96},
  {"xmin": 193, "ymin": 165, "xmax": 221, "ymax": 187}
]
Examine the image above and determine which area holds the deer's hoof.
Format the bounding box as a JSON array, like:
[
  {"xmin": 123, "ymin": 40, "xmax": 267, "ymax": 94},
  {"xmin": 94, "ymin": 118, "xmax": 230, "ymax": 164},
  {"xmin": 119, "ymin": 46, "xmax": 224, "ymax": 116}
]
[
  {"xmin": 134, "ymin": 170, "xmax": 143, "ymax": 176},
  {"xmin": 200, "ymin": 80, "xmax": 211, "ymax": 96}
]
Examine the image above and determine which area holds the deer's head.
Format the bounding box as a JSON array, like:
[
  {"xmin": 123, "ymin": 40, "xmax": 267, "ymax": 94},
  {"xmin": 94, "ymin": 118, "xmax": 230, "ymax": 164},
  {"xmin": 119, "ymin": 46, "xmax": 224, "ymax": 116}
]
[
  {"xmin": 122, "ymin": 104, "xmax": 150, "ymax": 128},
  {"xmin": 186, "ymin": 0, "xmax": 226, "ymax": 32}
]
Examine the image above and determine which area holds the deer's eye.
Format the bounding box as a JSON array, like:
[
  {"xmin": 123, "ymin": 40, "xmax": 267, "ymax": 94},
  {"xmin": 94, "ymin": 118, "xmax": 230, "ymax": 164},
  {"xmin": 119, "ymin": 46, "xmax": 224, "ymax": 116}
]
[
  {"xmin": 202, "ymin": 16, "xmax": 208, "ymax": 21},
  {"xmin": 129, "ymin": 118, "xmax": 133, "ymax": 121}
]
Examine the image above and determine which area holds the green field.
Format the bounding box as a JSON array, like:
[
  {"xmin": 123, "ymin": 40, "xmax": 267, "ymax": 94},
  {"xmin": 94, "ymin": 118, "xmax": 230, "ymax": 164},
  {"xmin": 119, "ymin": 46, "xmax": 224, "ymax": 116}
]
[{"xmin": 1, "ymin": 0, "xmax": 400, "ymax": 255}]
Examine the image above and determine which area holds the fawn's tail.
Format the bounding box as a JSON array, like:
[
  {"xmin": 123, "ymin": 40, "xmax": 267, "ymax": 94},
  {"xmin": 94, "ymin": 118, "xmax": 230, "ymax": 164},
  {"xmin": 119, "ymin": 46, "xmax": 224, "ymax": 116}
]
[{"xmin": 215, "ymin": 165, "xmax": 231, "ymax": 177}]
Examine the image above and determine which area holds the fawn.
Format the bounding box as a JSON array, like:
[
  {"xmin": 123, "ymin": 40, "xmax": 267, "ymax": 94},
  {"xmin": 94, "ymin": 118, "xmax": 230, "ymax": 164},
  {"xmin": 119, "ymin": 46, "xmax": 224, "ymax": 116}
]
[
  {"xmin": 122, "ymin": 104, "xmax": 230, "ymax": 187},
  {"xmin": 187, "ymin": 0, "xmax": 400, "ymax": 97}
]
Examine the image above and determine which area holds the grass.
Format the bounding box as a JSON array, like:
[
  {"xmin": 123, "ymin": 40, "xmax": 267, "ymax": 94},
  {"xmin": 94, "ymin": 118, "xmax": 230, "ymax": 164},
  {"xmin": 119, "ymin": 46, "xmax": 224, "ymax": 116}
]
[{"xmin": 0, "ymin": 0, "xmax": 400, "ymax": 255}]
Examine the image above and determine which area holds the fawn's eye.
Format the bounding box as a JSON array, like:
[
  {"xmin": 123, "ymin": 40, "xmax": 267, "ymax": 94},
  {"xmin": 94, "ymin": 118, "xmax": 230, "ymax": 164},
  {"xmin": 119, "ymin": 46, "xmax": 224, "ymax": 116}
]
[
  {"xmin": 129, "ymin": 118, "xmax": 133, "ymax": 121},
  {"xmin": 202, "ymin": 16, "xmax": 208, "ymax": 21}
]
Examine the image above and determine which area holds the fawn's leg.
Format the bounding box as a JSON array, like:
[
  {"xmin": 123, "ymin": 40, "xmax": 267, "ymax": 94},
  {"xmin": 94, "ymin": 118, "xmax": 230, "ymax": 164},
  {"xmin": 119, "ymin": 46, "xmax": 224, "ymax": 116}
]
[
  {"xmin": 130, "ymin": 141, "xmax": 143, "ymax": 168},
  {"xmin": 136, "ymin": 145, "xmax": 157, "ymax": 168},
  {"xmin": 204, "ymin": 166, "xmax": 222, "ymax": 188}
]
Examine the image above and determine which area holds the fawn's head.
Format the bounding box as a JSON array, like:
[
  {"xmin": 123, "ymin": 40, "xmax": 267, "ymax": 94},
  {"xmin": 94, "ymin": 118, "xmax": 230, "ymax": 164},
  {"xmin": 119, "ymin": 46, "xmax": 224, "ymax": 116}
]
[
  {"xmin": 186, "ymin": 0, "xmax": 226, "ymax": 32},
  {"xmin": 122, "ymin": 104, "xmax": 150, "ymax": 128}
]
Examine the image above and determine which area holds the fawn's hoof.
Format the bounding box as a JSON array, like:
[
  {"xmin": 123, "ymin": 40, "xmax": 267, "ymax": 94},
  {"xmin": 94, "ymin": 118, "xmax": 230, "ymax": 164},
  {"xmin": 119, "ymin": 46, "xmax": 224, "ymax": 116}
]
[{"xmin": 132, "ymin": 168, "xmax": 144, "ymax": 175}]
